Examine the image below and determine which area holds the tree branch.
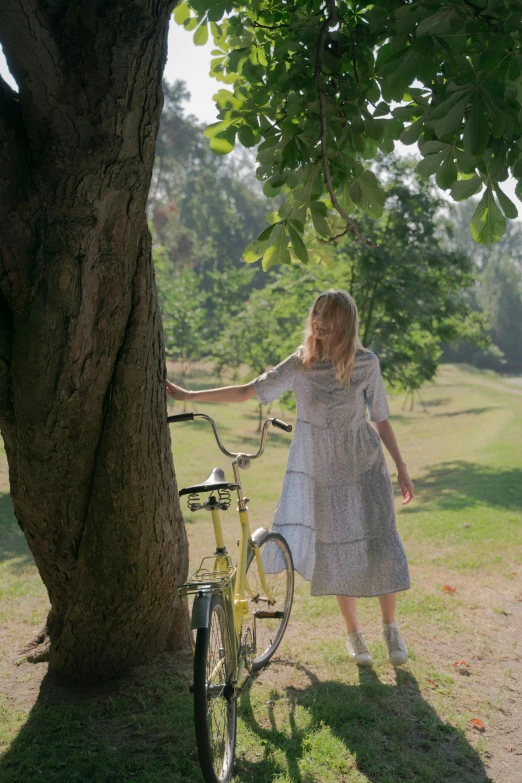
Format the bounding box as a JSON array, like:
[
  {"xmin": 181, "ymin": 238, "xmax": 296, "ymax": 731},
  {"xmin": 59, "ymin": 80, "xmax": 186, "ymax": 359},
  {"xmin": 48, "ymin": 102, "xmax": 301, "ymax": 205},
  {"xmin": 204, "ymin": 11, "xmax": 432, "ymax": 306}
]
[{"xmin": 313, "ymin": 0, "xmax": 376, "ymax": 248}]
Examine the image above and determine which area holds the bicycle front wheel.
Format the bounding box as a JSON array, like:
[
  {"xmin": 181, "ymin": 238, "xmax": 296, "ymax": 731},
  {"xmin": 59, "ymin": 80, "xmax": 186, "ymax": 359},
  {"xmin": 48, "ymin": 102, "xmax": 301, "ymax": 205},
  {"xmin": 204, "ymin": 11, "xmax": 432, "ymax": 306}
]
[
  {"xmin": 193, "ymin": 594, "xmax": 237, "ymax": 783},
  {"xmin": 245, "ymin": 531, "xmax": 294, "ymax": 671}
]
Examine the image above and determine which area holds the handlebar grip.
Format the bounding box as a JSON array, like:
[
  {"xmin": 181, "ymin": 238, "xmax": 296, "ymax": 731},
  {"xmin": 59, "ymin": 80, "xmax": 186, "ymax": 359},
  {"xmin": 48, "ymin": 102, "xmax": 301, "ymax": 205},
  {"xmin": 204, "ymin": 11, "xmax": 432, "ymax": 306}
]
[
  {"xmin": 167, "ymin": 413, "xmax": 194, "ymax": 423},
  {"xmin": 272, "ymin": 418, "xmax": 293, "ymax": 433}
]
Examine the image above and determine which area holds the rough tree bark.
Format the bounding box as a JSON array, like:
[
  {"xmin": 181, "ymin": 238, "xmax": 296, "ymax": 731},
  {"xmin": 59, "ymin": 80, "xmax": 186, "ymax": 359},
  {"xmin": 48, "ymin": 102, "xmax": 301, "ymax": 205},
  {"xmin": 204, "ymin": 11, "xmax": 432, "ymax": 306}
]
[{"xmin": 0, "ymin": 0, "xmax": 189, "ymax": 681}]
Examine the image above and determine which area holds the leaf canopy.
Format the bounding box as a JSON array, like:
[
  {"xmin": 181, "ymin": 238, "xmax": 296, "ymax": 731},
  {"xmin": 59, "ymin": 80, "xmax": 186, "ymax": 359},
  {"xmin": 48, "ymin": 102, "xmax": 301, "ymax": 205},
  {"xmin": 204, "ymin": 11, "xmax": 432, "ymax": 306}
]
[{"xmin": 174, "ymin": 0, "xmax": 522, "ymax": 254}]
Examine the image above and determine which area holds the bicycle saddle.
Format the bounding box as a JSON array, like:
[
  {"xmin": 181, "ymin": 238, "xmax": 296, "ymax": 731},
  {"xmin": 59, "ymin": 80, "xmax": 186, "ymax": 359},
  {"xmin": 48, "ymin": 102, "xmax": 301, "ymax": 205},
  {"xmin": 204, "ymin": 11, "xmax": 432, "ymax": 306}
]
[{"xmin": 179, "ymin": 468, "xmax": 239, "ymax": 497}]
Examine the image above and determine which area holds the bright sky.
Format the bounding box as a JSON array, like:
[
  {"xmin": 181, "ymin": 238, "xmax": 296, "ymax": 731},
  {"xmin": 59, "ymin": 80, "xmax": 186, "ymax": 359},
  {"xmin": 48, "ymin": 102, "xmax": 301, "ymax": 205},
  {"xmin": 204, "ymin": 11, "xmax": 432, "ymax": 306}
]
[{"xmin": 1, "ymin": 20, "xmax": 521, "ymax": 208}]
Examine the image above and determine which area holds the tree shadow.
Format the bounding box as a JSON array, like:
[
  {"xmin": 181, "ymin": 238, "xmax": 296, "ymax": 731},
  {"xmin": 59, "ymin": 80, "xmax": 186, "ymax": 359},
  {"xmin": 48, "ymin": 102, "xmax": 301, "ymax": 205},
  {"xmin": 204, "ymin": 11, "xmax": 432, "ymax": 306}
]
[
  {"xmin": 0, "ymin": 652, "xmax": 202, "ymax": 783},
  {"xmin": 406, "ymin": 461, "xmax": 522, "ymax": 513},
  {"xmin": 432, "ymin": 407, "xmax": 496, "ymax": 418},
  {"xmin": 0, "ymin": 492, "xmax": 33, "ymax": 568},
  {"xmin": 421, "ymin": 397, "xmax": 452, "ymax": 408},
  {"xmin": 237, "ymin": 661, "xmax": 491, "ymax": 783}
]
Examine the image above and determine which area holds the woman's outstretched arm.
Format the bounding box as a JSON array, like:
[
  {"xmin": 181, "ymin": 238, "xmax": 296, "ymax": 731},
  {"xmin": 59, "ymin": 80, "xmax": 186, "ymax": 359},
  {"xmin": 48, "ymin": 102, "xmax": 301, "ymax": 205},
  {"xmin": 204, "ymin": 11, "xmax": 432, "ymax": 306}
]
[
  {"xmin": 373, "ymin": 418, "xmax": 415, "ymax": 505},
  {"xmin": 166, "ymin": 378, "xmax": 257, "ymax": 403}
]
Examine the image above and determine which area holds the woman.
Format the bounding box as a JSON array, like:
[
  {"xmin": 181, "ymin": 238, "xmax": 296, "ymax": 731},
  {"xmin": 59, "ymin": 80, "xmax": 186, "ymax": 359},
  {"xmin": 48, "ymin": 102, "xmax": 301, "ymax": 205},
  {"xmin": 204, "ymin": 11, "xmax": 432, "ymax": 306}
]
[{"xmin": 166, "ymin": 289, "xmax": 414, "ymax": 667}]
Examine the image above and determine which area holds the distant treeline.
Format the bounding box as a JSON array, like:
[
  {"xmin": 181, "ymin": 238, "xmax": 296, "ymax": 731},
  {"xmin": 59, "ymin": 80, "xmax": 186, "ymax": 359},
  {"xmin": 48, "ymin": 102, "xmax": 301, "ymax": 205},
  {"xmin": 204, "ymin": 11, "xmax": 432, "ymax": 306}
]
[{"xmin": 150, "ymin": 80, "xmax": 522, "ymax": 385}]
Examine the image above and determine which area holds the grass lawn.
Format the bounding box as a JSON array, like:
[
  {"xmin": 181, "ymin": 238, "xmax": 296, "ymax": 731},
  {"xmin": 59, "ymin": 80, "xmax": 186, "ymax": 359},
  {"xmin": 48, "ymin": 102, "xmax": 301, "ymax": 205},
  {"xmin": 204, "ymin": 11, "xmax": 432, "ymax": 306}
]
[{"xmin": 0, "ymin": 363, "xmax": 521, "ymax": 783}]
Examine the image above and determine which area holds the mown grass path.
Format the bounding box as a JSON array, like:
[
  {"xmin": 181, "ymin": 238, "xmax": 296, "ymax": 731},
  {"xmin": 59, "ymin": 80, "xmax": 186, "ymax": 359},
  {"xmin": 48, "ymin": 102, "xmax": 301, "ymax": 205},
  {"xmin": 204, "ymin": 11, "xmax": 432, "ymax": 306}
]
[{"xmin": 0, "ymin": 364, "xmax": 521, "ymax": 783}]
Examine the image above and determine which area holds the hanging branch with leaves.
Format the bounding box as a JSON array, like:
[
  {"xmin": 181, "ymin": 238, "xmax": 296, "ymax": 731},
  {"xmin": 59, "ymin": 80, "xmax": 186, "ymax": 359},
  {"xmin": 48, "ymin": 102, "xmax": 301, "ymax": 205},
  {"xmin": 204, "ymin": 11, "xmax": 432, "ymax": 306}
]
[{"xmin": 173, "ymin": 0, "xmax": 522, "ymax": 270}]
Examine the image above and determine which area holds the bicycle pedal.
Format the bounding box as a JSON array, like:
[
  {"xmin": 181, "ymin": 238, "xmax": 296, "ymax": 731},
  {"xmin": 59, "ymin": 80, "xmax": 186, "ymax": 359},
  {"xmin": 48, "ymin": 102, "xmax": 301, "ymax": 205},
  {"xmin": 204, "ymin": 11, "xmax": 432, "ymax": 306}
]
[{"xmin": 254, "ymin": 610, "xmax": 284, "ymax": 618}]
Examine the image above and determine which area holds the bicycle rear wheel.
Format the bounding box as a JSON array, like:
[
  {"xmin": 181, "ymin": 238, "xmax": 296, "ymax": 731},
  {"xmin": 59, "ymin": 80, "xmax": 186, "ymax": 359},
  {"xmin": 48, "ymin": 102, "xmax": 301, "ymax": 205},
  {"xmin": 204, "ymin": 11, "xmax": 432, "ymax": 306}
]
[
  {"xmin": 245, "ymin": 531, "xmax": 294, "ymax": 671},
  {"xmin": 193, "ymin": 594, "xmax": 237, "ymax": 783}
]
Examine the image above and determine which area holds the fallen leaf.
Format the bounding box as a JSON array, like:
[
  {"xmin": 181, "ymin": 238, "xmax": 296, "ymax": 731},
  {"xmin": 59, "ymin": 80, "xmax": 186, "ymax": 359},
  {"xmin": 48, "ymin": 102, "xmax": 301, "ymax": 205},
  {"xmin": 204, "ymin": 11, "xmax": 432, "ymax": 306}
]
[
  {"xmin": 427, "ymin": 678, "xmax": 438, "ymax": 687},
  {"xmin": 512, "ymin": 572, "xmax": 517, "ymax": 576},
  {"xmin": 471, "ymin": 718, "xmax": 485, "ymax": 732},
  {"xmin": 443, "ymin": 585, "xmax": 456, "ymax": 593},
  {"xmin": 506, "ymin": 747, "xmax": 515, "ymax": 753},
  {"xmin": 453, "ymin": 660, "xmax": 470, "ymax": 667}
]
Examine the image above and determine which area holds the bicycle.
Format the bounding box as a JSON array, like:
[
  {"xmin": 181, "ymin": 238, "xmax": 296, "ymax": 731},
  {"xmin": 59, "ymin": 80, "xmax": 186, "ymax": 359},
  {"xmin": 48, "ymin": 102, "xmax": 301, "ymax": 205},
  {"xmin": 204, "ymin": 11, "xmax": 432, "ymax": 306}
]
[{"xmin": 168, "ymin": 411, "xmax": 295, "ymax": 783}]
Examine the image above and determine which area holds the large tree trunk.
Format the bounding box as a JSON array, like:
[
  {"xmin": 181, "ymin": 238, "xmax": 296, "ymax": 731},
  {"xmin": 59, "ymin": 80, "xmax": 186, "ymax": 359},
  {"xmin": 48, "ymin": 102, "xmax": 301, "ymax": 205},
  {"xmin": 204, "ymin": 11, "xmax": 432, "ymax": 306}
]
[{"xmin": 0, "ymin": 0, "xmax": 189, "ymax": 681}]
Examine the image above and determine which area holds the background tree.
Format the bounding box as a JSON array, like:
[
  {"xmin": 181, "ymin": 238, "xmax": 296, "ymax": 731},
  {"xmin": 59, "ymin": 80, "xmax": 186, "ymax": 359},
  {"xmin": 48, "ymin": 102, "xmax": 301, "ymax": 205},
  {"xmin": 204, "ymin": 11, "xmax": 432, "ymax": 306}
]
[
  {"xmin": 442, "ymin": 200, "xmax": 522, "ymax": 372},
  {"xmin": 222, "ymin": 158, "xmax": 489, "ymax": 401},
  {"xmin": 150, "ymin": 79, "xmax": 275, "ymax": 275}
]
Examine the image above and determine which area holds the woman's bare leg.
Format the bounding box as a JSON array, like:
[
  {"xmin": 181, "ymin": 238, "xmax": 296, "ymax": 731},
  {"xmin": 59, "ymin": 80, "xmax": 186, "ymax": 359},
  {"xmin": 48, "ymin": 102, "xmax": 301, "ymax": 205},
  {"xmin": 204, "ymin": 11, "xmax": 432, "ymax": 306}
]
[
  {"xmin": 378, "ymin": 592, "xmax": 396, "ymax": 624},
  {"xmin": 336, "ymin": 596, "xmax": 360, "ymax": 633}
]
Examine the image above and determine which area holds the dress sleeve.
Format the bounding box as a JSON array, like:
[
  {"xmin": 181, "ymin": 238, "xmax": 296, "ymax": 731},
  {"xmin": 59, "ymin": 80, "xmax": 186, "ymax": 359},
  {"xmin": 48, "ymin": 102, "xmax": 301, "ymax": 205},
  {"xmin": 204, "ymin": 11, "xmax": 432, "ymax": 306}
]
[
  {"xmin": 364, "ymin": 355, "xmax": 390, "ymax": 422},
  {"xmin": 251, "ymin": 353, "xmax": 299, "ymax": 405}
]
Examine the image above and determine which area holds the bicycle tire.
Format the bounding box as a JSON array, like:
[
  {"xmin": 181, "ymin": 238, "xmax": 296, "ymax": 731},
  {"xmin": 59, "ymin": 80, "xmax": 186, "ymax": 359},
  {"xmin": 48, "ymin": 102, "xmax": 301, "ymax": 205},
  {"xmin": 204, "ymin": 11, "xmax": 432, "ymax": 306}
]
[
  {"xmin": 245, "ymin": 531, "xmax": 294, "ymax": 671},
  {"xmin": 193, "ymin": 593, "xmax": 237, "ymax": 783}
]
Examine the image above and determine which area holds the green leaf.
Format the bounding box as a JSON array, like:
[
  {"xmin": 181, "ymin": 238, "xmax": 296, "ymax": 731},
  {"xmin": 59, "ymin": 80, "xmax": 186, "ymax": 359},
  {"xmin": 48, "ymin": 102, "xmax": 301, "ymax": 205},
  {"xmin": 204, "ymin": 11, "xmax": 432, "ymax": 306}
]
[
  {"xmin": 511, "ymin": 158, "xmax": 522, "ymax": 179},
  {"xmin": 310, "ymin": 201, "xmax": 331, "ymax": 237},
  {"xmin": 287, "ymin": 224, "xmax": 309, "ymax": 263},
  {"xmin": 399, "ymin": 117, "xmax": 423, "ymax": 145},
  {"xmin": 208, "ymin": 124, "xmax": 237, "ymax": 155},
  {"xmin": 183, "ymin": 16, "xmax": 198, "ymax": 30},
  {"xmin": 494, "ymin": 185, "xmax": 518, "ymax": 219},
  {"xmin": 243, "ymin": 238, "xmax": 269, "ymax": 263},
  {"xmin": 432, "ymin": 92, "xmax": 471, "ymax": 140},
  {"xmin": 470, "ymin": 188, "xmax": 506, "ymax": 245},
  {"xmin": 258, "ymin": 224, "xmax": 278, "ymax": 242},
  {"xmin": 173, "ymin": 2, "xmax": 190, "ymax": 24},
  {"xmin": 337, "ymin": 181, "xmax": 355, "ymax": 213},
  {"xmin": 426, "ymin": 88, "xmax": 470, "ymax": 122},
  {"xmin": 417, "ymin": 151, "xmax": 445, "ymax": 178},
  {"xmin": 262, "ymin": 225, "xmax": 291, "ymax": 270},
  {"xmin": 238, "ymin": 124, "xmax": 257, "ymax": 147},
  {"xmin": 463, "ymin": 95, "xmax": 489, "ymax": 156},
  {"xmin": 456, "ymin": 148, "xmax": 477, "ymax": 175},
  {"xmin": 450, "ymin": 176, "xmax": 483, "ymax": 201},
  {"xmin": 417, "ymin": 8, "xmax": 461, "ymax": 37},
  {"xmin": 193, "ymin": 22, "xmax": 209, "ymax": 46},
  {"xmin": 348, "ymin": 171, "xmax": 386, "ymax": 218},
  {"xmin": 288, "ymin": 217, "xmax": 305, "ymax": 233},
  {"xmin": 436, "ymin": 153, "xmax": 457, "ymax": 190},
  {"xmin": 419, "ymin": 141, "xmax": 448, "ymax": 156},
  {"xmin": 204, "ymin": 119, "xmax": 236, "ymax": 139}
]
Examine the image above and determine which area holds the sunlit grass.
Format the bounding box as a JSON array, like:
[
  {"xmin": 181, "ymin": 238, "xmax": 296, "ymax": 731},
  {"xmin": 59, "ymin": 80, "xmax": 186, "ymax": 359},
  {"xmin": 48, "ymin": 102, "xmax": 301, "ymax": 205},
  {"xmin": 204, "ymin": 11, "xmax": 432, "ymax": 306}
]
[{"xmin": 0, "ymin": 363, "xmax": 520, "ymax": 782}]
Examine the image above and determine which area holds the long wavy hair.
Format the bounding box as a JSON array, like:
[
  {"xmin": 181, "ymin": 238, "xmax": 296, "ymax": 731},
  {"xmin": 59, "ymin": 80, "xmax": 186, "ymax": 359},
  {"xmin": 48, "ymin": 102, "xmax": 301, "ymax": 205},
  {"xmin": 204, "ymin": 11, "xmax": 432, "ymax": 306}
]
[{"xmin": 301, "ymin": 290, "xmax": 365, "ymax": 385}]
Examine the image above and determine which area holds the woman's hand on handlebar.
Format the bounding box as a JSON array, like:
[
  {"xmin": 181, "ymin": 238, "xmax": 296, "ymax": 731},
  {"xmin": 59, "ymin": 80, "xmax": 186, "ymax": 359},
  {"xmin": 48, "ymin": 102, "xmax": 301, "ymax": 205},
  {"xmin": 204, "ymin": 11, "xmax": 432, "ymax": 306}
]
[{"xmin": 166, "ymin": 379, "xmax": 190, "ymax": 401}]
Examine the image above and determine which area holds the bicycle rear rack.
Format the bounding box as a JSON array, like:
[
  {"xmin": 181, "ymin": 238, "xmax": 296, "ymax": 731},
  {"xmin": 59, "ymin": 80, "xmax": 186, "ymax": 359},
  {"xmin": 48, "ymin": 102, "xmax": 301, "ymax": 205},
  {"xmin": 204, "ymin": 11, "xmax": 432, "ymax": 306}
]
[
  {"xmin": 177, "ymin": 555, "xmax": 236, "ymax": 655},
  {"xmin": 178, "ymin": 555, "xmax": 235, "ymax": 595}
]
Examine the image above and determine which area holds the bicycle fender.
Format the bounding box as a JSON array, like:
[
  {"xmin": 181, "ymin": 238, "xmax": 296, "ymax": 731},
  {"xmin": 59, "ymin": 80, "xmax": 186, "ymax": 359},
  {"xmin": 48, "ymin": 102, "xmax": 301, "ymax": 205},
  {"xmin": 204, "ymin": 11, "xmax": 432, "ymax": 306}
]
[
  {"xmin": 190, "ymin": 589, "xmax": 213, "ymax": 630},
  {"xmin": 250, "ymin": 527, "xmax": 270, "ymax": 547}
]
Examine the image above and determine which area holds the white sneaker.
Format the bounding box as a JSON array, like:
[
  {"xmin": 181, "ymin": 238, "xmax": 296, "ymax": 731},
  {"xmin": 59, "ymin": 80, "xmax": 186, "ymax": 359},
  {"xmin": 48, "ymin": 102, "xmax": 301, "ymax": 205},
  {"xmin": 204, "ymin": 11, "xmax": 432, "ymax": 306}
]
[
  {"xmin": 382, "ymin": 624, "xmax": 408, "ymax": 666},
  {"xmin": 346, "ymin": 631, "xmax": 373, "ymax": 667}
]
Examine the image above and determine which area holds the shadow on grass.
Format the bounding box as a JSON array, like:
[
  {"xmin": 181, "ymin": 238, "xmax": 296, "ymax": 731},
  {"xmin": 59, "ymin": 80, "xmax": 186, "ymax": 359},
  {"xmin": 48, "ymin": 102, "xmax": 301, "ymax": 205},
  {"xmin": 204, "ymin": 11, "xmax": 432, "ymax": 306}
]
[
  {"xmin": 420, "ymin": 397, "xmax": 452, "ymax": 408},
  {"xmin": 238, "ymin": 662, "xmax": 491, "ymax": 783},
  {"xmin": 432, "ymin": 407, "xmax": 497, "ymax": 418},
  {"xmin": 0, "ymin": 492, "xmax": 33, "ymax": 568},
  {"xmin": 0, "ymin": 652, "xmax": 202, "ymax": 783},
  {"xmin": 409, "ymin": 461, "xmax": 522, "ymax": 513}
]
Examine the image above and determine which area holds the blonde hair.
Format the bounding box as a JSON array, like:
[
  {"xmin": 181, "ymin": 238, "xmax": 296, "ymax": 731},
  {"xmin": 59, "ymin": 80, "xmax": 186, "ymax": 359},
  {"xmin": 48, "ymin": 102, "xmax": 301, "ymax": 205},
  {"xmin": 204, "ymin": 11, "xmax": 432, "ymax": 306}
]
[{"xmin": 301, "ymin": 290, "xmax": 364, "ymax": 385}]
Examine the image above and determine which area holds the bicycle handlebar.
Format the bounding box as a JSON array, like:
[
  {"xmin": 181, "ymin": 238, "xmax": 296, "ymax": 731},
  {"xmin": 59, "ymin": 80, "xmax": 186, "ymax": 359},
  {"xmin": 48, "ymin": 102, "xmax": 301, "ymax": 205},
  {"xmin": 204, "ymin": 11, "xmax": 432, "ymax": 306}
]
[
  {"xmin": 271, "ymin": 417, "xmax": 293, "ymax": 433},
  {"xmin": 167, "ymin": 412, "xmax": 292, "ymax": 460},
  {"xmin": 167, "ymin": 413, "xmax": 194, "ymax": 423}
]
